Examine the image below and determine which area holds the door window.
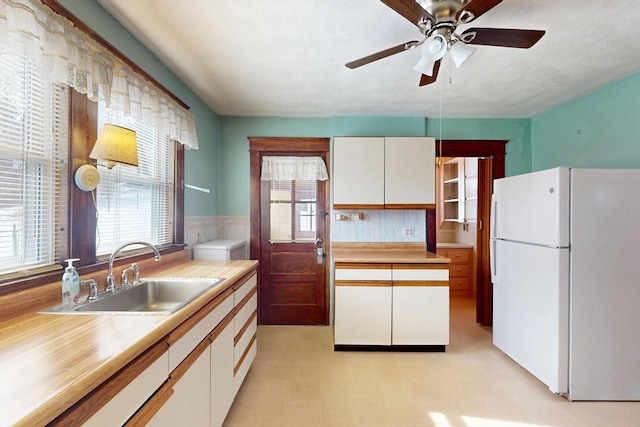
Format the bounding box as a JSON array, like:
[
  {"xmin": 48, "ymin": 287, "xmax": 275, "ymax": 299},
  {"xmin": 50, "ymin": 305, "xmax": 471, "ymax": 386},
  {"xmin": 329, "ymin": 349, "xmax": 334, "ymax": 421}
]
[{"xmin": 269, "ymin": 180, "xmax": 317, "ymax": 242}]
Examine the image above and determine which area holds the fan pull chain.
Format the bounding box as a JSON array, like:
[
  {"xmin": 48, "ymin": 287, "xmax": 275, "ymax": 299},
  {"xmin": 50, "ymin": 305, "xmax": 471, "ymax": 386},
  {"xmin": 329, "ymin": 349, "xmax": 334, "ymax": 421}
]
[{"xmin": 439, "ymin": 72, "xmax": 443, "ymax": 158}]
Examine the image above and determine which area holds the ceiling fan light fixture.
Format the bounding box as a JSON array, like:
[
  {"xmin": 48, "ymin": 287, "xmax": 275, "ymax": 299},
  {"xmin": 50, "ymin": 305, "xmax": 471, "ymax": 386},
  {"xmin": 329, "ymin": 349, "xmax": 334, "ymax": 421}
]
[
  {"xmin": 450, "ymin": 40, "xmax": 476, "ymax": 68},
  {"xmin": 421, "ymin": 33, "xmax": 448, "ymax": 61},
  {"xmin": 412, "ymin": 56, "xmax": 437, "ymax": 76}
]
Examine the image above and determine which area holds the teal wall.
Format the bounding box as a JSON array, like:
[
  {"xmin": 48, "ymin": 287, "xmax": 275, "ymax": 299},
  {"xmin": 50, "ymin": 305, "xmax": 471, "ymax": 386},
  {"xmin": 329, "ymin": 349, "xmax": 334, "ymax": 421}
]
[
  {"xmin": 219, "ymin": 115, "xmax": 532, "ymax": 216},
  {"xmin": 218, "ymin": 116, "xmax": 429, "ymax": 216},
  {"xmin": 330, "ymin": 116, "xmax": 426, "ymax": 137},
  {"xmin": 218, "ymin": 117, "xmax": 329, "ymax": 216},
  {"xmin": 426, "ymin": 118, "xmax": 532, "ymax": 176},
  {"xmin": 531, "ymin": 72, "xmax": 640, "ymax": 170},
  {"xmin": 59, "ymin": 0, "xmax": 221, "ymax": 216},
  {"xmin": 60, "ymin": 1, "xmax": 640, "ymax": 219}
]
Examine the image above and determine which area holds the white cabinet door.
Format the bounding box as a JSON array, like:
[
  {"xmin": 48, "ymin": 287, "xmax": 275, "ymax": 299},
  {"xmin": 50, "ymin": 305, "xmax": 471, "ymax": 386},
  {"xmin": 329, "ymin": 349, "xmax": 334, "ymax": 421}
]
[
  {"xmin": 169, "ymin": 294, "xmax": 233, "ymax": 372},
  {"xmin": 85, "ymin": 352, "xmax": 169, "ymax": 427},
  {"xmin": 385, "ymin": 137, "xmax": 435, "ymax": 206},
  {"xmin": 392, "ymin": 286, "xmax": 449, "ymax": 345},
  {"xmin": 148, "ymin": 348, "xmax": 210, "ymax": 427},
  {"xmin": 392, "ymin": 266, "xmax": 449, "ymax": 345},
  {"xmin": 334, "ymin": 285, "xmax": 392, "ymax": 345},
  {"xmin": 333, "ymin": 137, "xmax": 385, "ymax": 207},
  {"xmin": 210, "ymin": 320, "xmax": 234, "ymax": 427}
]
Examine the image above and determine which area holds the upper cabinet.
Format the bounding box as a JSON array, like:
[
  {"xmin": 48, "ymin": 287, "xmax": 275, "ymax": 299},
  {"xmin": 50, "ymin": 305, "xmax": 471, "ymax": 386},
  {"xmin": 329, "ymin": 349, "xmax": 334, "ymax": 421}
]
[
  {"xmin": 333, "ymin": 137, "xmax": 436, "ymax": 209},
  {"xmin": 333, "ymin": 137, "xmax": 385, "ymax": 208},
  {"xmin": 438, "ymin": 157, "xmax": 478, "ymax": 223}
]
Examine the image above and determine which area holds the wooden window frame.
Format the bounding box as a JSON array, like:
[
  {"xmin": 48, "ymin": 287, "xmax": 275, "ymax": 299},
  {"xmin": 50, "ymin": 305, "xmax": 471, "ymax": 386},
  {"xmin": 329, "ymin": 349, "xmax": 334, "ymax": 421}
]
[
  {"xmin": 0, "ymin": 89, "xmax": 185, "ymax": 295},
  {"xmin": 0, "ymin": 0, "xmax": 191, "ymax": 295}
]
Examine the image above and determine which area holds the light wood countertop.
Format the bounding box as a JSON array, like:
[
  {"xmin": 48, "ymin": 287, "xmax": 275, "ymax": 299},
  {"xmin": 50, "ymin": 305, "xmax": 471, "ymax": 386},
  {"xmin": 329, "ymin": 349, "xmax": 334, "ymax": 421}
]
[
  {"xmin": 332, "ymin": 242, "xmax": 450, "ymax": 264},
  {"xmin": 0, "ymin": 259, "xmax": 258, "ymax": 427}
]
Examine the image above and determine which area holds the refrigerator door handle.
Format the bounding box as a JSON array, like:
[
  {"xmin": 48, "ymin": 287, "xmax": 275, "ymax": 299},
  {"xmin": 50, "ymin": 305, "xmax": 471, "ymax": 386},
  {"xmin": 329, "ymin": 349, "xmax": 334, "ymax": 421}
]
[
  {"xmin": 490, "ymin": 194, "xmax": 498, "ymax": 238},
  {"xmin": 490, "ymin": 193, "xmax": 499, "ymax": 284},
  {"xmin": 490, "ymin": 238, "xmax": 498, "ymax": 284}
]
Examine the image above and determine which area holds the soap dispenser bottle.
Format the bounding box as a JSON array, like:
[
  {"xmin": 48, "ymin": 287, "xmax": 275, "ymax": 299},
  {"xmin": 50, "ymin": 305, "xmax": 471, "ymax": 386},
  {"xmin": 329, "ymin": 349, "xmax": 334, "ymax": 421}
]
[{"xmin": 62, "ymin": 258, "xmax": 80, "ymax": 309}]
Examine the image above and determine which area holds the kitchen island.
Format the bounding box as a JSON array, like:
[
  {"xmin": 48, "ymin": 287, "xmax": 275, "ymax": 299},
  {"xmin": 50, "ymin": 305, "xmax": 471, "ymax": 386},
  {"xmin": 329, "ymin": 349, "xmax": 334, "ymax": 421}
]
[
  {"xmin": 332, "ymin": 243, "xmax": 451, "ymax": 351},
  {"xmin": 0, "ymin": 250, "xmax": 257, "ymax": 426}
]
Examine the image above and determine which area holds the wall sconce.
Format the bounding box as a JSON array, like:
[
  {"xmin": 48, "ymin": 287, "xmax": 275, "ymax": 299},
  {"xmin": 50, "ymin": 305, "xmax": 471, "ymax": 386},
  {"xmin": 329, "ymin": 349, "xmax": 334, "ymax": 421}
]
[
  {"xmin": 90, "ymin": 124, "xmax": 138, "ymax": 168},
  {"xmin": 74, "ymin": 124, "xmax": 138, "ymax": 192}
]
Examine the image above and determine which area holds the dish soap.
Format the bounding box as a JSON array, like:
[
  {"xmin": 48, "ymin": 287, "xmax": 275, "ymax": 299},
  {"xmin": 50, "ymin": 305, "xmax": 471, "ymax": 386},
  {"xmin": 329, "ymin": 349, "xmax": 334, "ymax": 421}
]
[{"xmin": 62, "ymin": 258, "xmax": 80, "ymax": 309}]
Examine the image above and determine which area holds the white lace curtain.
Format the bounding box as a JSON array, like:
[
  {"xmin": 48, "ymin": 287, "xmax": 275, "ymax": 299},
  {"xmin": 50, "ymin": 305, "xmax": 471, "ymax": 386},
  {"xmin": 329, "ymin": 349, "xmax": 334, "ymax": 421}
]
[
  {"xmin": 0, "ymin": 0, "xmax": 198, "ymax": 149},
  {"xmin": 261, "ymin": 156, "xmax": 329, "ymax": 181}
]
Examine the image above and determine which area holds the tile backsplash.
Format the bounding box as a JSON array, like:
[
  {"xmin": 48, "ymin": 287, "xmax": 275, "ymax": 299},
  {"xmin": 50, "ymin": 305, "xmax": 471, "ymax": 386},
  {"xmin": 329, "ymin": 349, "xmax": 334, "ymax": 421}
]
[
  {"xmin": 330, "ymin": 209, "xmax": 426, "ymax": 242},
  {"xmin": 185, "ymin": 215, "xmax": 250, "ymax": 258},
  {"xmin": 186, "ymin": 210, "xmax": 425, "ymax": 258}
]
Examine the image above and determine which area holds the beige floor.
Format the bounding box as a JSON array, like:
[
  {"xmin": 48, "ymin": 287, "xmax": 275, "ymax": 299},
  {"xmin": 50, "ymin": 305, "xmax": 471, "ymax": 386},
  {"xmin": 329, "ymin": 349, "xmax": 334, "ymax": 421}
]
[{"xmin": 224, "ymin": 298, "xmax": 640, "ymax": 427}]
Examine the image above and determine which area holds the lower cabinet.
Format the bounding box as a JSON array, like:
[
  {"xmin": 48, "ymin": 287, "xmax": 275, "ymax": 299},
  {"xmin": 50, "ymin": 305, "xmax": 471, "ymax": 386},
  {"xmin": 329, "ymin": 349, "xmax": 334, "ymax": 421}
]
[
  {"xmin": 334, "ymin": 263, "xmax": 449, "ymax": 351},
  {"xmin": 49, "ymin": 270, "xmax": 259, "ymax": 427},
  {"xmin": 436, "ymin": 246, "xmax": 473, "ymax": 296},
  {"xmin": 149, "ymin": 314, "xmax": 236, "ymax": 427},
  {"xmin": 232, "ymin": 280, "xmax": 258, "ymax": 396},
  {"xmin": 334, "ymin": 285, "xmax": 392, "ymax": 345},
  {"xmin": 148, "ymin": 345, "xmax": 211, "ymax": 426},
  {"xmin": 210, "ymin": 319, "xmax": 235, "ymax": 427},
  {"xmin": 83, "ymin": 347, "xmax": 169, "ymax": 427}
]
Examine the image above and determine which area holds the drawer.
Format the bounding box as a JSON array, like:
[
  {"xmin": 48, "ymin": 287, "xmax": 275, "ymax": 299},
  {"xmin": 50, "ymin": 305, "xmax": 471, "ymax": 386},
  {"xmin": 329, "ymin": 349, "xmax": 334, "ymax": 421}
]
[
  {"xmin": 444, "ymin": 248, "xmax": 470, "ymax": 263},
  {"xmin": 449, "ymin": 277, "xmax": 470, "ymax": 290},
  {"xmin": 169, "ymin": 292, "xmax": 233, "ymax": 371},
  {"xmin": 392, "ymin": 267, "xmax": 449, "ymax": 281},
  {"xmin": 335, "ymin": 268, "xmax": 392, "ymax": 281},
  {"xmin": 234, "ymin": 272, "xmax": 257, "ymax": 305},
  {"xmin": 234, "ymin": 292, "xmax": 257, "ymax": 336},
  {"xmin": 233, "ymin": 338, "xmax": 257, "ymax": 395},
  {"xmin": 85, "ymin": 351, "xmax": 169, "ymax": 427},
  {"xmin": 449, "ymin": 263, "xmax": 470, "ymax": 278},
  {"xmin": 234, "ymin": 318, "xmax": 257, "ymax": 366}
]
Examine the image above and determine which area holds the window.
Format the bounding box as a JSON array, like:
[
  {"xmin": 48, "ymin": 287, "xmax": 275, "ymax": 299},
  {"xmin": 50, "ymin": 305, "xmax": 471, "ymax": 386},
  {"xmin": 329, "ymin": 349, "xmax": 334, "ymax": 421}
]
[
  {"xmin": 269, "ymin": 180, "xmax": 317, "ymax": 242},
  {"xmin": 0, "ymin": 53, "xmax": 70, "ymax": 277},
  {"xmin": 95, "ymin": 103, "xmax": 175, "ymax": 255},
  {"xmin": 0, "ymin": 0, "xmax": 189, "ymax": 288}
]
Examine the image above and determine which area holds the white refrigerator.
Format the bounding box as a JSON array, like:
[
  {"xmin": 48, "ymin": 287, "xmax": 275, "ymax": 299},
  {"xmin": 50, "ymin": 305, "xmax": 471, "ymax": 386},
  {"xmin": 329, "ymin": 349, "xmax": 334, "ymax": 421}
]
[{"xmin": 490, "ymin": 167, "xmax": 640, "ymax": 401}]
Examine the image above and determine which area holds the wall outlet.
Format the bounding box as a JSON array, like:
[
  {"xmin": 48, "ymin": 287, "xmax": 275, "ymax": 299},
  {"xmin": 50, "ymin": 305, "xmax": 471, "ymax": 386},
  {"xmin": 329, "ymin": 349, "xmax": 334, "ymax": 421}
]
[
  {"xmin": 335, "ymin": 213, "xmax": 349, "ymax": 221},
  {"xmin": 403, "ymin": 227, "xmax": 415, "ymax": 237},
  {"xmin": 350, "ymin": 212, "xmax": 364, "ymax": 221}
]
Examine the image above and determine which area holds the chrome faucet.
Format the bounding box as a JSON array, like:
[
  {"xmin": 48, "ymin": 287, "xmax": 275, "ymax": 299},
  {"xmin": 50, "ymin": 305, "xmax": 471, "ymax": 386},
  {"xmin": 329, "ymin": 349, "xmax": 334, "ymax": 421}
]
[{"xmin": 106, "ymin": 242, "xmax": 161, "ymax": 292}]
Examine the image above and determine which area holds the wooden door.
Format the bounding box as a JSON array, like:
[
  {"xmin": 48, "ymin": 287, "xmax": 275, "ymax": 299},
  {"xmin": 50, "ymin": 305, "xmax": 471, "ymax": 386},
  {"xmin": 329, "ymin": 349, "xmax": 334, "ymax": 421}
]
[
  {"xmin": 475, "ymin": 158, "xmax": 493, "ymax": 325},
  {"xmin": 249, "ymin": 138, "xmax": 330, "ymax": 325},
  {"xmin": 259, "ymin": 177, "xmax": 327, "ymax": 324},
  {"xmin": 434, "ymin": 140, "xmax": 506, "ymax": 326}
]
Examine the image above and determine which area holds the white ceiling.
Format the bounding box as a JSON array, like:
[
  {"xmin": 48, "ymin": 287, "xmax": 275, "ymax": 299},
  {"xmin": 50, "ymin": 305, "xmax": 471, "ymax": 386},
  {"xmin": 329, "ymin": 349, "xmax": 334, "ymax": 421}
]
[{"xmin": 98, "ymin": 0, "xmax": 640, "ymax": 119}]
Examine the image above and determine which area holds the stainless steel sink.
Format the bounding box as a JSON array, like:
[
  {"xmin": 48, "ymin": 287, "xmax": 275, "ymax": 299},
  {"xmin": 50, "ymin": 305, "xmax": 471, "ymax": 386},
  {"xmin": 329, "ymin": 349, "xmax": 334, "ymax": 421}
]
[{"xmin": 41, "ymin": 278, "xmax": 225, "ymax": 315}]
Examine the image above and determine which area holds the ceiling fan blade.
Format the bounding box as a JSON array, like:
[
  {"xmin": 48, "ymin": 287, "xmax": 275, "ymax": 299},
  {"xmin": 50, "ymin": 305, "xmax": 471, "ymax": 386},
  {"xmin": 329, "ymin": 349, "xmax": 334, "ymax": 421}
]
[
  {"xmin": 458, "ymin": 0, "xmax": 503, "ymax": 22},
  {"xmin": 419, "ymin": 60, "xmax": 441, "ymax": 86},
  {"xmin": 346, "ymin": 40, "xmax": 419, "ymax": 69},
  {"xmin": 381, "ymin": 0, "xmax": 434, "ymax": 27},
  {"xmin": 461, "ymin": 28, "xmax": 545, "ymax": 48}
]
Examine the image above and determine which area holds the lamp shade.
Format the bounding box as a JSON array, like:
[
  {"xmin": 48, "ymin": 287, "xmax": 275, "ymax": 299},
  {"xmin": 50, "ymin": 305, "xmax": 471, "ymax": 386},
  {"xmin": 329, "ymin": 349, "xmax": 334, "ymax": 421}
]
[
  {"xmin": 422, "ymin": 33, "xmax": 448, "ymax": 61},
  {"xmin": 413, "ymin": 56, "xmax": 437, "ymax": 76},
  {"xmin": 450, "ymin": 41, "xmax": 476, "ymax": 69},
  {"xmin": 89, "ymin": 124, "xmax": 138, "ymax": 168}
]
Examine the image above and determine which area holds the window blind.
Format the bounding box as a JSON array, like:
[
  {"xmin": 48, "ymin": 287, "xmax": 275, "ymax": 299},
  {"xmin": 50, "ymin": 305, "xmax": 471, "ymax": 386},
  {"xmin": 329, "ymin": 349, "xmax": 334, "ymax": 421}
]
[
  {"xmin": 0, "ymin": 53, "xmax": 69, "ymax": 276},
  {"xmin": 95, "ymin": 103, "xmax": 174, "ymax": 256},
  {"xmin": 269, "ymin": 180, "xmax": 317, "ymax": 242}
]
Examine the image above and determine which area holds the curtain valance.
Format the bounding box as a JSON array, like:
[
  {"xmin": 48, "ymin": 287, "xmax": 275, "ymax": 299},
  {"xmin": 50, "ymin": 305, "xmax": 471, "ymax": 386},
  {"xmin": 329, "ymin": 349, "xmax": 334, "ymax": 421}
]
[
  {"xmin": 0, "ymin": 0, "xmax": 198, "ymax": 149},
  {"xmin": 261, "ymin": 156, "xmax": 329, "ymax": 181}
]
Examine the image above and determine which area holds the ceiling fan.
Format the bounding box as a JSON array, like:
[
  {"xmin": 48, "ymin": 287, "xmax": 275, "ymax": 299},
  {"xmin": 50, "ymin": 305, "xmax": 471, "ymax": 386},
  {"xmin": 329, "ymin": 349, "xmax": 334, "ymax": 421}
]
[{"xmin": 346, "ymin": 0, "xmax": 545, "ymax": 86}]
